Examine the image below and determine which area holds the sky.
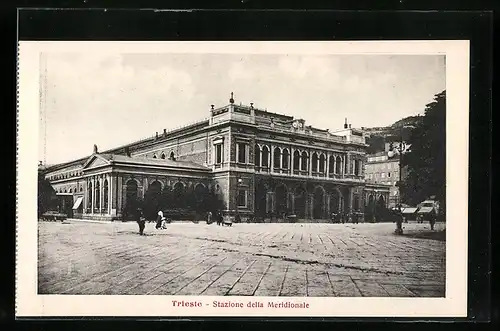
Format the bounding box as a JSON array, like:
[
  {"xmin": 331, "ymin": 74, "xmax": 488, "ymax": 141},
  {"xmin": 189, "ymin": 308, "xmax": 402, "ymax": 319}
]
[{"xmin": 39, "ymin": 52, "xmax": 445, "ymax": 165}]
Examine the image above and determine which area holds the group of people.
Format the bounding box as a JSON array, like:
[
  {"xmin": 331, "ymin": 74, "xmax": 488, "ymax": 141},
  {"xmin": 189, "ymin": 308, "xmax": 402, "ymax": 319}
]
[{"xmin": 135, "ymin": 209, "xmax": 169, "ymax": 236}]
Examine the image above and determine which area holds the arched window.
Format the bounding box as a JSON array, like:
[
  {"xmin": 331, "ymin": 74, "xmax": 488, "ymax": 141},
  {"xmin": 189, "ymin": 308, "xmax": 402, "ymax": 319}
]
[
  {"xmin": 335, "ymin": 156, "xmax": 342, "ymax": 174},
  {"xmin": 273, "ymin": 147, "xmax": 281, "ymax": 169},
  {"xmin": 293, "ymin": 150, "xmax": 300, "ymax": 170},
  {"xmin": 103, "ymin": 179, "xmax": 109, "ymax": 210},
  {"xmin": 152, "ymin": 154, "xmax": 157, "ymax": 159},
  {"xmin": 261, "ymin": 146, "xmax": 270, "ymax": 168},
  {"xmin": 94, "ymin": 180, "xmax": 100, "ymax": 210},
  {"xmin": 312, "ymin": 152, "xmax": 319, "ymax": 172},
  {"xmin": 319, "ymin": 154, "xmax": 326, "ymax": 173},
  {"xmin": 161, "ymin": 153, "xmax": 166, "ymax": 159},
  {"xmin": 169, "ymin": 151, "xmax": 175, "ymax": 160},
  {"xmin": 125, "ymin": 180, "xmax": 138, "ymax": 213},
  {"xmin": 354, "ymin": 160, "xmax": 361, "ymax": 176},
  {"xmin": 87, "ymin": 181, "xmax": 92, "ymax": 208},
  {"xmin": 254, "ymin": 144, "xmax": 261, "ymax": 167},
  {"xmin": 328, "ymin": 155, "xmax": 335, "ymax": 174},
  {"xmin": 301, "ymin": 151, "xmax": 308, "ymax": 171},
  {"xmin": 353, "ymin": 195, "xmax": 360, "ymax": 211},
  {"xmin": 282, "ymin": 149, "xmax": 290, "ymax": 169}
]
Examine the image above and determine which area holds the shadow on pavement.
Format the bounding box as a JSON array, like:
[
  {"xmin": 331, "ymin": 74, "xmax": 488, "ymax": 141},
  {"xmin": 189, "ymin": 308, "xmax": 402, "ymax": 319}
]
[{"xmin": 399, "ymin": 229, "xmax": 446, "ymax": 241}]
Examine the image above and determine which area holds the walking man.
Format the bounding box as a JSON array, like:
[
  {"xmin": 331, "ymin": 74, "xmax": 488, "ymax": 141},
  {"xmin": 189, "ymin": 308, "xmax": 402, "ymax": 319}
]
[{"xmin": 136, "ymin": 208, "xmax": 146, "ymax": 236}]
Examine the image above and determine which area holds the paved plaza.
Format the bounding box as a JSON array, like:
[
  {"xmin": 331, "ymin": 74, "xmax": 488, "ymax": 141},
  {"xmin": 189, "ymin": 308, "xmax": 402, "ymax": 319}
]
[{"xmin": 38, "ymin": 221, "xmax": 446, "ymax": 297}]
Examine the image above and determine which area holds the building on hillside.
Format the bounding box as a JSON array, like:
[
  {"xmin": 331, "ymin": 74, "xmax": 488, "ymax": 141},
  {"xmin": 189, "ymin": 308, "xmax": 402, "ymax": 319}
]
[
  {"xmin": 42, "ymin": 93, "xmax": 390, "ymax": 222},
  {"xmin": 364, "ymin": 150, "xmax": 408, "ymax": 209}
]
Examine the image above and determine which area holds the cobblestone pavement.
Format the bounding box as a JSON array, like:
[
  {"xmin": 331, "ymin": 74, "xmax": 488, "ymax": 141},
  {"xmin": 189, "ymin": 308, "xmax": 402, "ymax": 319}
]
[{"xmin": 38, "ymin": 221, "xmax": 446, "ymax": 297}]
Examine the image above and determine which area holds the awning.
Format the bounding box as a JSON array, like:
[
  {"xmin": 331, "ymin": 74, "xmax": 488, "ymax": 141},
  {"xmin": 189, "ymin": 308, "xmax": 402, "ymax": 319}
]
[
  {"xmin": 417, "ymin": 207, "xmax": 434, "ymax": 214},
  {"xmin": 72, "ymin": 196, "xmax": 83, "ymax": 209},
  {"xmin": 401, "ymin": 207, "xmax": 418, "ymax": 214}
]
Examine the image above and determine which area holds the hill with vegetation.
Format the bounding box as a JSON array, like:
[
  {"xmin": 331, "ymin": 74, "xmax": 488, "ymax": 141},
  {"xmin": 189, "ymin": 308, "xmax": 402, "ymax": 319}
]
[{"xmin": 362, "ymin": 115, "xmax": 423, "ymax": 154}]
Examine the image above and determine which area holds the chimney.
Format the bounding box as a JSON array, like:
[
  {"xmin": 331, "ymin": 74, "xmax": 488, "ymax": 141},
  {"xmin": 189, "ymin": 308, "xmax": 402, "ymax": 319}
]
[
  {"xmin": 250, "ymin": 102, "xmax": 254, "ymax": 109},
  {"xmin": 211, "ymin": 104, "xmax": 214, "ymax": 111},
  {"xmin": 163, "ymin": 129, "xmax": 167, "ymax": 137},
  {"xmin": 344, "ymin": 118, "xmax": 348, "ymax": 129},
  {"xmin": 229, "ymin": 92, "xmax": 234, "ymax": 104},
  {"xmin": 38, "ymin": 161, "xmax": 43, "ymax": 166},
  {"xmin": 155, "ymin": 132, "xmax": 158, "ymax": 140},
  {"xmin": 93, "ymin": 144, "xmax": 98, "ymax": 154},
  {"xmin": 349, "ymin": 124, "xmax": 351, "ymax": 129}
]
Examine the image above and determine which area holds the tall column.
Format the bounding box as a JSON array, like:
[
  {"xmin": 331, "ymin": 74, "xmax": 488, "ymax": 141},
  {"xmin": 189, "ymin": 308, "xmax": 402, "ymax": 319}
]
[
  {"xmin": 99, "ymin": 176, "xmax": 103, "ymax": 213},
  {"xmin": 143, "ymin": 177, "xmax": 149, "ymax": 196},
  {"xmin": 326, "ymin": 153, "xmax": 330, "ymax": 177},
  {"xmin": 286, "ymin": 192, "xmax": 292, "ymax": 209},
  {"xmin": 326, "ymin": 194, "xmax": 331, "ymax": 218},
  {"xmin": 308, "ymin": 194, "xmax": 314, "ymax": 219},
  {"xmin": 270, "ymin": 145, "xmax": 274, "ymax": 173},
  {"xmin": 333, "ymin": 155, "xmax": 337, "ymax": 175},
  {"xmin": 343, "ymin": 155, "xmax": 346, "ymax": 176},
  {"xmin": 108, "ymin": 174, "xmax": 112, "ymax": 215},
  {"xmin": 259, "ymin": 148, "xmax": 263, "ymax": 168},
  {"xmin": 91, "ymin": 176, "xmax": 95, "ymax": 213},
  {"xmin": 349, "ymin": 188, "xmax": 354, "ymax": 213},
  {"xmin": 117, "ymin": 175, "xmax": 123, "ymax": 214},
  {"xmin": 84, "ymin": 180, "xmax": 88, "ymax": 213},
  {"xmin": 290, "ymin": 147, "xmax": 295, "ymax": 173},
  {"xmin": 309, "ymin": 152, "xmax": 313, "ymax": 176},
  {"xmin": 279, "ymin": 150, "xmax": 283, "ymax": 170}
]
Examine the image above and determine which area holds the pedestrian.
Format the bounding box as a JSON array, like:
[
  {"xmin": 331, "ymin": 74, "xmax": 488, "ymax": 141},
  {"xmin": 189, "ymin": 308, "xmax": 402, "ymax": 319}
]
[
  {"xmin": 395, "ymin": 210, "xmax": 403, "ymax": 235},
  {"xmin": 207, "ymin": 211, "xmax": 212, "ymax": 224},
  {"xmin": 429, "ymin": 214, "xmax": 436, "ymax": 231},
  {"xmin": 156, "ymin": 210, "xmax": 164, "ymax": 230},
  {"xmin": 136, "ymin": 208, "xmax": 146, "ymax": 236}
]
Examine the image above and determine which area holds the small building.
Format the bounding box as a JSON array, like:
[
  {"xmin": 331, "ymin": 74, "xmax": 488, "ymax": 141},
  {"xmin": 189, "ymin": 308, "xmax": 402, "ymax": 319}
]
[{"xmin": 364, "ymin": 151, "xmax": 408, "ymax": 209}]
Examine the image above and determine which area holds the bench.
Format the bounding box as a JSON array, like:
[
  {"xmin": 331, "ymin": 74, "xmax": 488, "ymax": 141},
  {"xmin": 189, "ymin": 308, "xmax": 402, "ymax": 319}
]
[{"xmin": 41, "ymin": 212, "xmax": 67, "ymax": 222}]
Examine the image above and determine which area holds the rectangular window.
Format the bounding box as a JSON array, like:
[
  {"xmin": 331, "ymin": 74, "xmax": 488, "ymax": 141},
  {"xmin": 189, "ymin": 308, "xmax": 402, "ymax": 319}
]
[
  {"xmin": 237, "ymin": 190, "xmax": 247, "ymax": 207},
  {"xmin": 388, "ymin": 172, "xmax": 391, "ymax": 177},
  {"xmin": 237, "ymin": 143, "xmax": 247, "ymax": 163},
  {"xmin": 215, "ymin": 144, "xmax": 223, "ymax": 164}
]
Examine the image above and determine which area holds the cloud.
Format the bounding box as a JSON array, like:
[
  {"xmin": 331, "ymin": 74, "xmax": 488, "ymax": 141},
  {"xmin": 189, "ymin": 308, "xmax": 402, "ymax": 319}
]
[
  {"xmin": 277, "ymin": 55, "xmax": 341, "ymax": 88},
  {"xmin": 48, "ymin": 53, "xmax": 195, "ymax": 101},
  {"xmin": 228, "ymin": 61, "xmax": 256, "ymax": 81},
  {"xmin": 42, "ymin": 52, "xmax": 197, "ymax": 163}
]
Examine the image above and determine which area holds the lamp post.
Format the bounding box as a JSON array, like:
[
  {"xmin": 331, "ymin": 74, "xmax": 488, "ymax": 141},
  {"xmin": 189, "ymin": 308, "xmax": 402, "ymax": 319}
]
[
  {"xmin": 387, "ymin": 125, "xmax": 413, "ymax": 234},
  {"xmin": 236, "ymin": 177, "xmax": 243, "ymax": 223}
]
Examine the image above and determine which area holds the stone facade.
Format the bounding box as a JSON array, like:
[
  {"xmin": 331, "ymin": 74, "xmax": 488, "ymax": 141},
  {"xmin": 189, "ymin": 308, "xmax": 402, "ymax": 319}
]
[
  {"xmin": 364, "ymin": 151, "xmax": 407, "ymax": 208},
  {"xmin": 44, "ymin": 96, "xmax": 390, "ymax": 221}
]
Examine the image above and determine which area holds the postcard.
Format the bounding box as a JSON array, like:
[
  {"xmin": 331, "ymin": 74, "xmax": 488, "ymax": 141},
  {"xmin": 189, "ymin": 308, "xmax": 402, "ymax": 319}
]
[{"xmin": 16, "ymin": 40, "xmax": 469, "ymax": 317}]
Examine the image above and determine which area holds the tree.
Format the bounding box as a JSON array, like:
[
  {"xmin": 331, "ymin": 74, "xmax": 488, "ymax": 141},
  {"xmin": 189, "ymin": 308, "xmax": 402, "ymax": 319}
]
[
  {"xmin": 143, "ymin": 187, "xmax": 161, "ymax": 220},
  {"xmin": 38, "ymin": 172, "xmax": 56, "ymax": 217},
  {"xmin": 206, "ymin": 188, "xmax": 225, "ymax": 214},
  {"xmin": 159, "ymin": 185, "xmax": 173, "ymax": 210},
  {"xmin": 366, "ymin": 135, "xmax": 386, "ymax": 154},
  {"xmin": 401, "ymin": 90, "xmax": 446, "ymax": 217}
]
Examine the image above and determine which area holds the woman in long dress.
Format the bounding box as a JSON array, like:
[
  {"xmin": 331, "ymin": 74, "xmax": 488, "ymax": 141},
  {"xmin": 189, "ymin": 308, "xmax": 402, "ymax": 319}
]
[{"xmin": 156, "ymin": 210, "xmax": 164, "ymax": 229}]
